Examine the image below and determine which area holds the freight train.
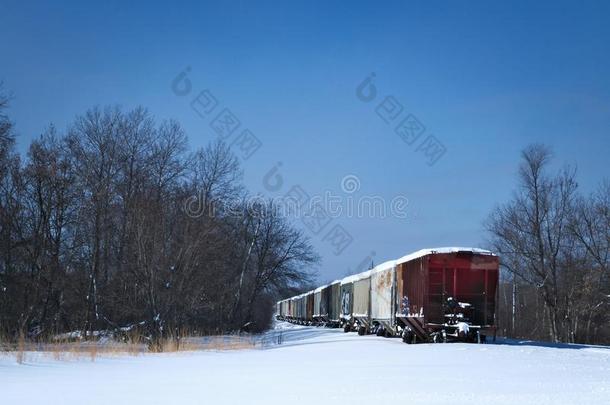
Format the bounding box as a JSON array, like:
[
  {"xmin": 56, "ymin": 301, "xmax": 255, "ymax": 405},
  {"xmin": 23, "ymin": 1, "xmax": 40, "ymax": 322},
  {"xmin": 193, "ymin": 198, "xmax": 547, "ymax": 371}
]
[{"xmin": 276, "ymin": 247, "xmax": 499, "ymax": 343}]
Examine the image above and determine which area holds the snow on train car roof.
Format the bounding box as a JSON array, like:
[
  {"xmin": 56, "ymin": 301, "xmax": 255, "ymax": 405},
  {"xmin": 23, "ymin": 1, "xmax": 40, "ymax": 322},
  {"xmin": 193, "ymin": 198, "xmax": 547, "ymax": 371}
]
[
  {"xmin": 340, "ymin": 269, "xmax": 373, "ymax": 285},
  {"xmin": 314, "ymin": 280, "xmax": 340, "ymax": 292},
  {"xmin": 301, "ymin": 290, "xmax": 315, "ymax": 298},
  {"xmin": 328, "ymin": 247, "xmax": 494, "ymax": 290},
  {"xmin": 340, "ymin": 259, "xmax": 397, "ymax": 284},
  {"xmin": 395, "ymin": 247, "xmax": 494, "ymax": 265},
  {"xmin": 369, "ymin": 259, "xmax": 397, "ymax": 275},
  {"xmin": 313, "ymin": 284, "xmax": 328, "ymax": 293},
  {"xmin": 286, "ymin": 289, "xmax": 316, "ymax": 301}
]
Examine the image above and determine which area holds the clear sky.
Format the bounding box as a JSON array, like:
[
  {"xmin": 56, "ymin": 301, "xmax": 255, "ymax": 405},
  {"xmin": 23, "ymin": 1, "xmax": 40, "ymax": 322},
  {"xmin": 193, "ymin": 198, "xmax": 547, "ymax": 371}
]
[{"xmin": 1, "ymin": 0, "xmax": 609, "ymax": 283}]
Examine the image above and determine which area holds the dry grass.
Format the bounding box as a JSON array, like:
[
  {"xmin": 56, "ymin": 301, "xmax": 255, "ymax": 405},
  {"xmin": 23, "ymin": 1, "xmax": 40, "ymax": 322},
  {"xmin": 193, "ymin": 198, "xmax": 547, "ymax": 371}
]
[
  {"xmin": 16, "ymin": 332, "xmax": 25, "ymax": 364},
  {"xmin": 2, "ymin": 331, "xmax": 263, "ymax": 364},
  {"xmin": 176, "ymin": 335, "xmax": 260, "ymax": 351}
]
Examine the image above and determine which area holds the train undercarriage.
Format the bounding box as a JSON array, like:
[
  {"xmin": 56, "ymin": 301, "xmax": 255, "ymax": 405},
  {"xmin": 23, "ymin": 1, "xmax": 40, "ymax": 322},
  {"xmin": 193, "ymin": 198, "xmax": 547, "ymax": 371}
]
[{"xmin": 280, "ymin": 313, "xmax": 493, "ymax": 344}]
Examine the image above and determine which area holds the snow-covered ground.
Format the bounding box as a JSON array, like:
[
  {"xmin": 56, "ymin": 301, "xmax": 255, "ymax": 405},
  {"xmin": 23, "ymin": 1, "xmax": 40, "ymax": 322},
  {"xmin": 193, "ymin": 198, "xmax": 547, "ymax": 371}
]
[{"xmin": 2, "ymin": 322, "xmax": 609, "ymax": 404}]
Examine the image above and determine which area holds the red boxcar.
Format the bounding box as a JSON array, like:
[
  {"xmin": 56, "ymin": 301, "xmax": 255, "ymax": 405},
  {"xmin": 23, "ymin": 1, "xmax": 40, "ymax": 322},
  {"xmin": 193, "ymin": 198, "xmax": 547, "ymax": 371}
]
[{"xmin": 396, "ymin": 249, "xmax": 499, "ymax": 343}]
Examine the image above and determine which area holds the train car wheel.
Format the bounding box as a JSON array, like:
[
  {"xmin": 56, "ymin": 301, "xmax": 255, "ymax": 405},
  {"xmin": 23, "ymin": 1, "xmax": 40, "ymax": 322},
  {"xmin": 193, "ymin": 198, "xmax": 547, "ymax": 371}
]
[
  {"xmin": 402, "ymin": 330, "xmax": 414, "ymax": 344},
  {"xmin": 358, "ymin": 326, "xmax": 366, "ymax": 336},
  {"xmin": 343, "ymin": 324, "xmax": 351, "ymax": 333}
]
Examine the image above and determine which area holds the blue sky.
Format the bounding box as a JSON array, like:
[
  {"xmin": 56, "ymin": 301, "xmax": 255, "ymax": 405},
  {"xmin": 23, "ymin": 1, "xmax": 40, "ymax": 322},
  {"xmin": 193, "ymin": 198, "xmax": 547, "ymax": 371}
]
[{"xmin": 1, "ymin": 0, "xmax": 609, "ymax": 283}]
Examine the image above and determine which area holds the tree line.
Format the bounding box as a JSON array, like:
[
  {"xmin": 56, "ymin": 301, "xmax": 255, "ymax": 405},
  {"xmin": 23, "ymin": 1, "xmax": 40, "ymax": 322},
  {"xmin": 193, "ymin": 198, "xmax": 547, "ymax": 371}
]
[
  {"xmin": 1, "ymin": 84, "xmax": 608, "ymax": 347},
  {"xmin": 0, "ymin": 87, "xmax": 317, "ymax": 348},
  {"xmin": 487, "ymin": 144, "xmax": 610, "ymax": 344}
]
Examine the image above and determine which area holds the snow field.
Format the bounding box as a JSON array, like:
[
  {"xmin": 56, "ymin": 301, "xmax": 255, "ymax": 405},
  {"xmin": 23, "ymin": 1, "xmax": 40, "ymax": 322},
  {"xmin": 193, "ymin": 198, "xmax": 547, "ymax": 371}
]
[{"xmin": 1, "ymin": 323, "xmax": 608, "ymax": 404}]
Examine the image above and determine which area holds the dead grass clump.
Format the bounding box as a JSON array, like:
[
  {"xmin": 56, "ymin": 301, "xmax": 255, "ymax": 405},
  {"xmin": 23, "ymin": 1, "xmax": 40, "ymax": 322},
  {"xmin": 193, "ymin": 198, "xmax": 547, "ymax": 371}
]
[
  {"xmin": 145, "ymin": 331, "xmax": 259, "ymax": 353},
  {"xmin": 5, "ymin": 327, "xmax": 263, "ymax": 363},
  {"xmin": 16, "ymin": 332, "xmax": 26, "ymax": 364},
  {"xmin": 191, "ymin": 335, "xmax": 259, "ymax": 351}
]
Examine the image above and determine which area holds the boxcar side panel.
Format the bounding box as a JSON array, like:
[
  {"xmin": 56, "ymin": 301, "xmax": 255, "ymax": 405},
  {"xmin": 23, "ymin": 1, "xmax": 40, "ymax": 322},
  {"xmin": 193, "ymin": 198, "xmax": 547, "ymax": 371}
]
[
  {"xmin": 426, "ymin": 252, "xmax": 499, "ymax": 326},
  {"xmin": 329, "ymin": 283, "xmax": 341, "ymax": 321},
  {"xmin": 320, "ymin": 286, "xmax": 330, "ymax": 318},
  {"xmin": 314, "ymin": 291, "xmax": 321, "ymax": 317},
  {"xmin": 340, "ymin": 282, "xmax": 353, "ymax": 319},
  {"xmin": 371, "ymin": 267, "xmax": 394, "ymax": 320},
  {"xmin": 396, "ymin": 257, "xmax": 427, "ymax": 318},
  {"xmin": 299, "ymin": 296, "xmax": 305, "ymax": 320},
  {"xmin": 353, "ymin": 277, "xmax": 371, "ymax": 317},
  {"xmin": 306, "ymin": 293, "xmax": 314, "ymax": 322}
]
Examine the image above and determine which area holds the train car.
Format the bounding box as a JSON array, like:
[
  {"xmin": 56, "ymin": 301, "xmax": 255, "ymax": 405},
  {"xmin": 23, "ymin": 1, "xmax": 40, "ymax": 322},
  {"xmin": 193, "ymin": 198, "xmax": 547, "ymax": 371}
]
[
  {"xmin": 276, "ymin": 300, "xmax": 282, "ymax": 320},
  {"xmin": 306, "ymin": 291, "xmax": 314, "ymax": 324},
  {"xmin": 276, "ymin": 247, "xmax": 499, "ymax": 344},
  {"xmin": 283, "ymin": 299, "xmax": 288, "ymax": 320},
  {"xmin": 370, "ymin": 260, "xmax": 397, "ymax": 336},
  {"xmin": 339, "ymin": 275, "xmax": 355, "ymax": 331},
  {"xmin": 292, "ymin": 297, "xmax": 298, "ymax": 321},
  {"xmin": 395, "ymin": 248, "xmax": 499, "ymax": 343},
  {"xmin": 301, "ymin": 294, "xmax": 308, "ymax": 323},
  {"xmin": 295, "ymin": 294, "xmax": 305, "ymax": 324},
  {"xmin": 281, "ymin": 300, "xmax": 287, "ymax": 320},
  {"xmin": 313, "ymin": 285, "xmax": 324, "ymax": 324},
  {"xmin": 319, "ymin": 284, "xmax": 331, "ymax": 323},
  {"xmin": 328, "ymin": 281, "xmax": 341, "ymax": 327},
  {"xmin": 300, "ymin": 294, "xmax": 308, "ymax": 323},
  {"xmin": 352, "ymin": 271, "xmax": 373, "ymax": 335},
  {"xmin": 292, "ymin": 297, "xmax": 297, "ymax": 322}
]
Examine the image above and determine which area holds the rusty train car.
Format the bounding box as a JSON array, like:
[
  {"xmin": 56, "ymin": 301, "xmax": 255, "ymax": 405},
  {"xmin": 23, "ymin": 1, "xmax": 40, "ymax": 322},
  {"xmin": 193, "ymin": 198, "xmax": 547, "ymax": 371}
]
[{"xmin": 277, "ymin": 247, "xmax": 499, "ymax": 343}]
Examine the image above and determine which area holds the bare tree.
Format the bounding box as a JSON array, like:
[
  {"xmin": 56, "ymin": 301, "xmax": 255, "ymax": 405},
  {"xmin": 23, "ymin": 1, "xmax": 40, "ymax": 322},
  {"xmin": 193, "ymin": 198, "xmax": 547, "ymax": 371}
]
[
  {"xmin": 487, "ymin": 144, "xmax": 578, "ymax": 342},
  {"xmin": 569, "ymin": 181, "xmax": 610, "ymax": 342},
  {"xmin": 67, "ymin": 106, "xmax": 123, "ymax": 338},
  {"xmin": 191, "ymin": 139, "xmax": 243, "ymax": 214},
  {"xmin": 0, "ymin": 101, "xmax": 317, "ymax": 347},
  {"xmin": 20, "ymin": 129, "xmax": 78, "ymax": 336},
  {"xmin": 244, "ymin": 202, "xmax": 317, "ymax": 325},
  {"xmin": 0, "ymin": 83, "xmax": 27, "ymax": 338}
]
